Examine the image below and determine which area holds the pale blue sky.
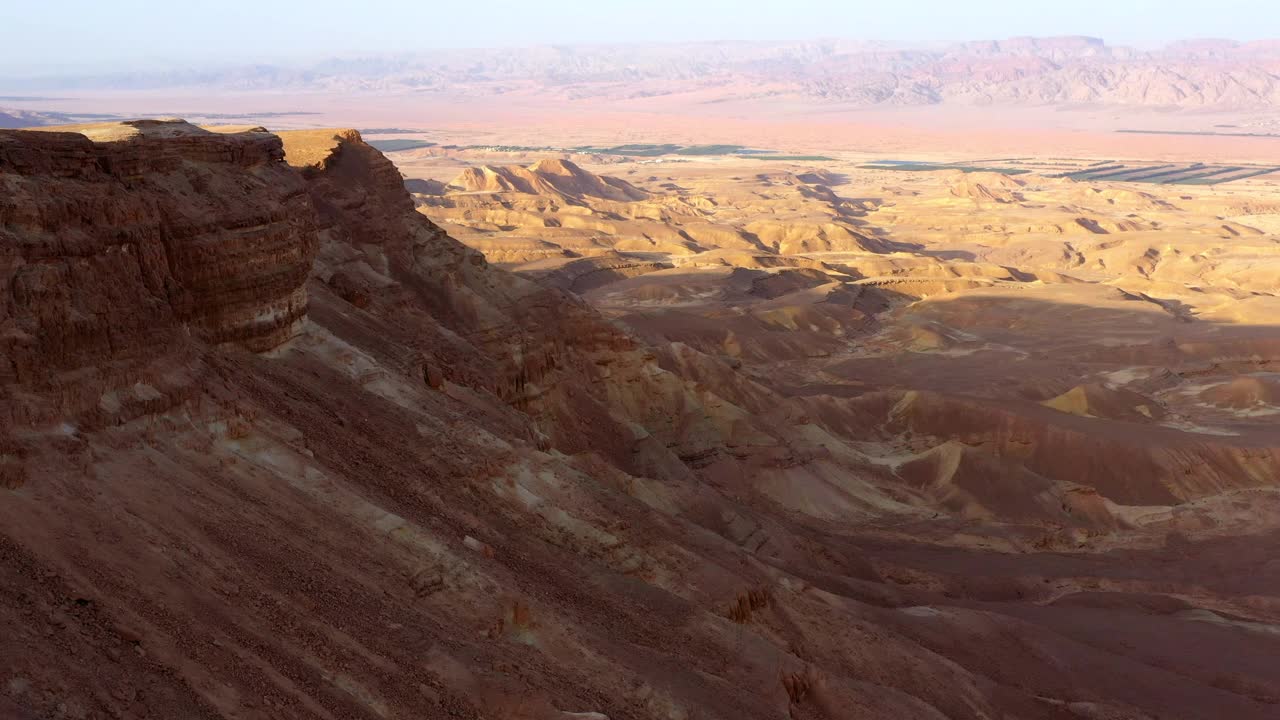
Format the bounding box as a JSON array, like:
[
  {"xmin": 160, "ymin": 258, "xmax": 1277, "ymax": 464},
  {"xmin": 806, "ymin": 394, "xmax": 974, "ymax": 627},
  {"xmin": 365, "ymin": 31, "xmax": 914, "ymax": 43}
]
[{"xmin": 4, "ymin": 0, "xmax": 1276, "ymax": 73}]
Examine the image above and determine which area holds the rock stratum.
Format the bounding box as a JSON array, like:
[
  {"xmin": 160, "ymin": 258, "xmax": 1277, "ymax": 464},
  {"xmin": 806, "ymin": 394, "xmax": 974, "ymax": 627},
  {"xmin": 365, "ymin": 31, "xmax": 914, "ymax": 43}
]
[
  {"xmin": 3, "ymin": 120, "xmax": 1280, "ymax": 720},
  {"xmin": 2, "ymin": 121, "xmax": 314, "ymax": 419}
]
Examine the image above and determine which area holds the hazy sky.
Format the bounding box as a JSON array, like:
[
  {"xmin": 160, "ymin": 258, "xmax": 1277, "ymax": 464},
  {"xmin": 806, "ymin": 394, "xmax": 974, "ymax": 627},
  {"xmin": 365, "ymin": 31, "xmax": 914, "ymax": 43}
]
[{"xmin": 4, "ymin": 0, "xmax": 1277, "ymax": 73}]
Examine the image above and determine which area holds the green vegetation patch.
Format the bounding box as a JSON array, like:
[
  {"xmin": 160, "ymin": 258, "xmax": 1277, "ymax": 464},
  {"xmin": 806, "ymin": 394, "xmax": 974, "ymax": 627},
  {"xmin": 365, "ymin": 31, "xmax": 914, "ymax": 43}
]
[
  {"xmin": 368, "ymin": 139, "xmax": 437, "ymax": 152},
  {"xmin": 1118, "ymin": 129, "xmax": 1280, "ymax": 139},
  {"xmin": 1180, "ymin": 167, "xmax": 1280, "ymax": 185},
  {"xmin": 861, "ymin": 163, "xmax": 1028, "ymax": 174},
  {"xmin": 360, "ymin": 127, "xmax": 429, "ymax": 134},
  {"xmin": 575, "ymin": 143, "xmax": 683, "ymax": 156},
  {"xmin": 1072, "ymin": 164, "xmax": 1177, "ymax": 181},
  {"xmin": 1057, "ymin": 164, "xmax": 1125, "ymax": 177},
  {"xmin": 462, "ymin": 144, "xmax": 562, "ymax": 152},
  {"xmin": 1120, "ymin": 164, "xmax": 1208, "ymax": 182},
  {"xmin": 675, "ymin": 144, "xmax": 752, "ymax": 155},
  {"xmin": 749, "ymin": 154, "xmax": 837, "ymax": 162},
  {"xmin": 572, "ymin": 143, "xmax": 770, "ymax": 157},
  {"xmin": 1058, "ymin": 162, "xmax": 1279, "ymax": 185}
]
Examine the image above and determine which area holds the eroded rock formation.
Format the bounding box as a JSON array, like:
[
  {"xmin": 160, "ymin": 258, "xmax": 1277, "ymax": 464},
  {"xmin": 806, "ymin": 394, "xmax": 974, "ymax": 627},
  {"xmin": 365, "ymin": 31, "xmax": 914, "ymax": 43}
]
[
  {"xmin": 3, "ymin": 121, "xmax": 1279, "ymax": 720},
  {"xmin": 1, "ymin": 120, "xmax": 314, "ymax": 429}
]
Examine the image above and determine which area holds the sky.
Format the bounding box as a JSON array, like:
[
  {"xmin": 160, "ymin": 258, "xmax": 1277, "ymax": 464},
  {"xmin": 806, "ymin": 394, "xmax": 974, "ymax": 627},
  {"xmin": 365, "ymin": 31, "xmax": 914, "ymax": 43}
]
[{"xmin": 3, "ymin": 0, "xmax": 1277, "ymax": 74}]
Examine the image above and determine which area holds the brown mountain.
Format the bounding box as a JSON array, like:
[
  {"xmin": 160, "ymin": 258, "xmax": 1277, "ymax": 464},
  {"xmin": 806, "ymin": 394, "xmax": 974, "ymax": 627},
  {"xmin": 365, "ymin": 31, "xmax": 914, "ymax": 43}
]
[
  {"xmin": 9, "ymin": 37, "xmax": 1280, "ymax": 110},
  {"xmin": 450, "ymin": 158, "xmax": 649, "ymax": 201},
  {"xmin": 0, "ymin": 107, "xmax": 80, "ymax": 128}
]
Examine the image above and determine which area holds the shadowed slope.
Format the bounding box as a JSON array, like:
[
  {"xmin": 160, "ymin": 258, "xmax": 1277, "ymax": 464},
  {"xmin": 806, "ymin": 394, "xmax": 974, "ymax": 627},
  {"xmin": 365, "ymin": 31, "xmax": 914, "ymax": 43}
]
[{"xmin": 2, "ymin": 123, "xmax": 1279, "ymax": 720}]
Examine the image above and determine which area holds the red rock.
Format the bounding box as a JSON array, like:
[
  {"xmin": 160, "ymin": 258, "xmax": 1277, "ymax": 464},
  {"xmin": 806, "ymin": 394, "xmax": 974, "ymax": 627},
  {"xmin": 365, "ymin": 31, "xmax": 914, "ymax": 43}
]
[
  {"xmin": 1, "ymin": 121, "xmax": 315, "ymax": 427},
  {"xmin": 2, "ymin": 121, "xmax": 1276, "ymax": 720}
]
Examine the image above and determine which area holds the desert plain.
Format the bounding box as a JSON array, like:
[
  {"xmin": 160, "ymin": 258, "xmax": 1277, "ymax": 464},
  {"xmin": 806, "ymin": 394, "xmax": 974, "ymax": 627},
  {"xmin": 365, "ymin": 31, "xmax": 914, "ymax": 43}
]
[{"xmin": 5, "ymin": 35, "xmax": 1280, "ymax": 720}]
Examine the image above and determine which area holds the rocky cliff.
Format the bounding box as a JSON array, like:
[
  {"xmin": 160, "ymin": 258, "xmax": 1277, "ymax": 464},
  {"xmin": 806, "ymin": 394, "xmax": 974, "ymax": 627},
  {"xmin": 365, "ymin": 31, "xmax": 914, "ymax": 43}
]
[
  {"xmin": 2, "ymin": 121, "xmax": 1279, "ymax": 720},
  {"xmin": 1, "ymin": 120, "xmax": 314, "ymax": 429}
]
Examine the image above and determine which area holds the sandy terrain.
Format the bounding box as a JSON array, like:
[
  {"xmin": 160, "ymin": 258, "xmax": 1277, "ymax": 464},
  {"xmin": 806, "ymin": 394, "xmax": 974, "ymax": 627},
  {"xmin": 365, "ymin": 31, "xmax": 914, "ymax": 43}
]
[
  {"xmin": 9, "ymin": 86, "xmax": 1280, "ymax": 165},
  {"xmin": 406, "ymin": 142, "xmax": 1280, "ymax": 531},
  {"xmin": 3, "ymin": 111, "xmax": 1280, "ymax": 720}
]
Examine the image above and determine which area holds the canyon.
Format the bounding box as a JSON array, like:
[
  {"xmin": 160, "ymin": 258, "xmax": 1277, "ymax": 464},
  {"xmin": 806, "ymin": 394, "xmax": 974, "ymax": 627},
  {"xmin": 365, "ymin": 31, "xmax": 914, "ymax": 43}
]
[{"xmin": 2, "ymin": 114, "xmax": 1279, "ymax": 720}]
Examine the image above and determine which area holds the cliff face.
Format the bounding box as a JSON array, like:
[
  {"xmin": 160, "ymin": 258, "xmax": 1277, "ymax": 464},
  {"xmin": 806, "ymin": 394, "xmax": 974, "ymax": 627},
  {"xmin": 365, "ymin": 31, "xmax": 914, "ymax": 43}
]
[
  {"xmin": 280, "ymin": 129, "xmax": 688, "ymax": 474},
  {"xmin": 1, "ymin": 120, "xmax": 315, "ymax": 427},
  {"xmin": 3, "ymin": 122, "xmax": 1279, "ymax": 720},
  {"xmin": 278, "ymin": 129, "xmax": 790, "ymax": 483}
]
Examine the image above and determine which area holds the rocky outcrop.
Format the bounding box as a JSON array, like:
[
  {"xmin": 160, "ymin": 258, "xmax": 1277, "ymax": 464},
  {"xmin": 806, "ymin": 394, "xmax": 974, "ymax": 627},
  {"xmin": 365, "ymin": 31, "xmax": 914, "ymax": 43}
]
[
  {"xmin": 283, "ymin": 131, "xmax": 816, "ymax": 483},
  {"xmin": 887, "ymin": 389, "xmax": 1280, "ymax": 504},
  {"xmin": 1, "ymin": 120, "xmax": 315, "ymax": 426},
  {"xmin": 449, "ymin": 159, "xmax": 648, "ymax": 202},
  {"xmin": 515, "ymin": 253, "xmax": 674, "ymax": 294},
  {"xmin": 949, "ymin": 172, "xmax": 1025, "ymax": 204}
]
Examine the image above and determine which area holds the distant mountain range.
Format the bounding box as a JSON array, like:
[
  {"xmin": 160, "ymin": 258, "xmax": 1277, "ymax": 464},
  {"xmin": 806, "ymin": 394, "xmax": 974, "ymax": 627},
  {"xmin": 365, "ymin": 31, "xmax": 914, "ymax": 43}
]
[
  {"xmin": 5, "ymin": 37, "xmax": 1280, "ymax": 110},
  {"xmin": 0, "ymin": 108, "xmax": 78, "ymax": 128}
]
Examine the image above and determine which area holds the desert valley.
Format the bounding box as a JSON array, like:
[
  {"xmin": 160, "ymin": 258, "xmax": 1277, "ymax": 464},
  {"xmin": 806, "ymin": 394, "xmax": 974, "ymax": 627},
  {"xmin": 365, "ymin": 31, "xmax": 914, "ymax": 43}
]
[{"xmin": 4, "ymin": 30, "xmax": 1280, "ymax": 720}]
